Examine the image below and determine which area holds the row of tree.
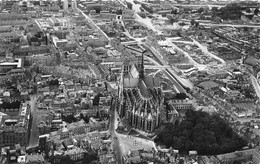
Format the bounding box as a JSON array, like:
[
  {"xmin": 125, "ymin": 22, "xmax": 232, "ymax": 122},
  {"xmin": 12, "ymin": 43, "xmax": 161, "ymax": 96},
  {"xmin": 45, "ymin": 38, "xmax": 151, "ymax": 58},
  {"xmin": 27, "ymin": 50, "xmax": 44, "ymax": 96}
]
[
  {"xmin": 49, "ymin": 152, "xmax": 98, "ymax": 164},
  {"xmin": 62, "ymin": 114, "xmax": 77, "ymax": 124},
  {"xmin": 93, "ymin": 6, "xmax": 123, "ymax": 15},
  {"xmin": 126, "ymin": 2, "xmax": 133, "ymax": 10},
  {"xmin": 212, "ymin": 4, "xmax": 243, "ymax": 20},
  {"xmin": 47, "ymin": 79, "xmax": 59, "ymax": 86},
  {"xmin": 0, "ymin": 100, "xmax": 21, "ymax": 109},
  {"xmin": 62, "ymin": 113, "xmax": 92, "ymax": 124},
  {"xmin": 141, "ymin": 4, "xmax": 153, "ymax": 14},
  {"xmin": 155, "ymin": 110, "xmax": 247, "ymax": 155}
]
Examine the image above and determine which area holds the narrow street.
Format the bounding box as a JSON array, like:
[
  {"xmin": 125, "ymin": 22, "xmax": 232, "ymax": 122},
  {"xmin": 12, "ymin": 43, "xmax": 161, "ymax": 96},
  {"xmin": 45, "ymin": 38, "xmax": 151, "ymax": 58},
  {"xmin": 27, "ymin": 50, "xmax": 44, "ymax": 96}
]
[
  {"xmin": 77, "ymin": 8, "xmax": 111, "ymax": 41},
  {"xmin": 110, "ymin": 98, "xmax": 123, "ymax": 164},
  {"xmin": 28, "ymin": 95, "xmax": 39, "ymax": 148},
  {"xmin": 121, "ymin": 0, "xmax": 161, "ymax": 34},
  {"xmin": 192, "ymin": 38, "xmax": 226, "ymax": 65},
  {"xmin": 250, "ymin": 74, "xmax": 260, "ymax": 101},
  {"xmin": 165, "ymin": 38, "xmax": 202, "ymax": 68}
]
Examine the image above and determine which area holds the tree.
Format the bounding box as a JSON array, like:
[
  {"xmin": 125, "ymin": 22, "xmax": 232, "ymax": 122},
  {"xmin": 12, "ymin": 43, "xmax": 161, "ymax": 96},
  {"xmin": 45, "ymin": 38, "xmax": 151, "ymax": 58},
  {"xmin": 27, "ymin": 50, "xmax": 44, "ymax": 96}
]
[
  {"xmin": 246, "ymin": 8, "xmax": 251, "ymax": 13},
  {"xmin": 48, "ymin": 79, "xmax": 59, "ymax": 86},
  {"xmin": 197, "ymin": 7, "xmax": 204, "ymax": 13},
  {"xmin": 23, "ymin": 58, "xmax": 31, "ymax": 67},
  {"xmin": 0, "ymin": 100, "xmax": 21, "ymax": 109},
  {"xmin": 169, "ymin": 18, "xmax": 176, "ymax": 24},
  {"xmin": 195, "ymin": 21, "xmax": 199, "ymax": 27},
  {"xmin": 178, "ymin": 22, "xmax": 186, "ymax": 26},
  {"xmin": 35, "ymin": 31, "xmax": 43, "ymax": 38},
  {"xmin": 117, "ymin": 9, "xmax": 123, "ymax": 15},
  {"xmin": 176, "ymin": 31, "xmax": 182, "ymax": 37},
  {"xmin": 216, "ymin": 3, "xmax": 243, "ymax": 20},
  {"xmin": 80, "ymin": 113, "xmax": 89, "ymax": 123},
  {"xmin": 233, "ymin": 161, "xmax": 242, "ymax": 164},
  {"xmin": 190, "ymin": 19, "xmax": 195, "ymax": 26},
  {"xmin": 138, "ymin": 12, "xmax": 146, "ymax": 18},
  {"xmin": 93, "ymin": 93, "xmax": 103, "ymax": 106},
  {"xmin": 211, "ymin": 7, "xmax": 218, "ymax": 13},
  {"xmin": 244, "ymin": 27, "xmax": 249, "ymax": 32},
  {"xmin": 126, "ymin": 2, "xmax": 133, "ymax": 10},
  {"xmin": 94, "ymin": 6, "xmax": 101, "ymax": 14},
  {"xmin": 59, "ymin": 155, "xmax": 74, "ymax": 164},
  {"xmin": 19, "ymin": 26, "xmax": 25, "ymax": 30},
  {"xmin": 179, "ymin": 159, "xmax": 184, "ymax": 164},
  {"xmin": 254, "ymin": 8, "xmax": 259, "ymax": 15},
  {"xmin": 155, "ymin": 110, "xmax": 247, "ymax": 155},
  {"xmin": 62, "ymin": 114, "xmax": 77, "ymax": 123},
  {"xmin": 171, "ymin": 9, "xmax": 177, "ymax": 15},
  {"xmin": 82, "ymin": 152, "xmax": 98, "ymax": 164},
  {"xmin": 104, "ymin": 81, "xmax": 108, "ymax": 91},
  {"xmin": 175, "ymin": 93, "xmax": 187, "ymax": 99}
]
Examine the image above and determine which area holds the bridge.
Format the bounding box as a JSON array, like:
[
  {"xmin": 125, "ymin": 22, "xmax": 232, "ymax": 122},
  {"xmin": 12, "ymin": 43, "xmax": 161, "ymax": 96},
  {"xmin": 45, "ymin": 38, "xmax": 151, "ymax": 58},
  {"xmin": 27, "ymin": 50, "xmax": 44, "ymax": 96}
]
[
  {"xmin": 142, "ymin": 43, "xmax": 193, "ymax": 92},
  {"xmin": 121, "ymin": 40, "xmax": 139, "ymax": 46},
  {"xmin": 171, "ymin": 4, "xmax": 226, "ymax": 9},
  {"xmin": 179, "ymin": 19, "xmax": 260, "ymax": 29},
  {"xmin": 144, "ymin": 65, "xmax": 171, "ymax": 69},
  {"xmin": 200, "ymin": 22, "xmax": 260, "ymax": 29}
]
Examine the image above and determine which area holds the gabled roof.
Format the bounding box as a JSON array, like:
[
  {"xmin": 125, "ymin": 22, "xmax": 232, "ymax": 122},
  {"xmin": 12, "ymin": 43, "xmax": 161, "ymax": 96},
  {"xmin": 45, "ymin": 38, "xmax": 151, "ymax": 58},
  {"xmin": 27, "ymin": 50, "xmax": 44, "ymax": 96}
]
[
  {"xmin": 138, "ymin": 79, "xmax": 150, "ymax": 98},
  {"xmin": 124, "ymin": 78, "xmax": 139, "ymax": 88},
  {"xmin": 144, "ymin": 77, "xmax": 160, "ymax": 88}
]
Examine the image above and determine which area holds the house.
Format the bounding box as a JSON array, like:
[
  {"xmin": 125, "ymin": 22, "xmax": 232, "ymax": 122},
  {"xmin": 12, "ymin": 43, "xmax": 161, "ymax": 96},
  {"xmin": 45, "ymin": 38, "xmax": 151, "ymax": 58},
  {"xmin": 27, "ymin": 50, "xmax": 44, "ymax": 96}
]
[
  {"xmin": 243, "ymin": 56, "xmax": 260, "ymax": 67},
  {"xmin": 216, "ymin": 149, "xmax": 260, "ymax": 164},
  {"xmin": 0, "ymin": 103, "xmax": 31, "ymax": 147},
  {"xmin": 201, "ymin": 156, "xmax": 220, "ymax": 164},
  {"xmin": 122, "ymin": 149, "xmax": 157, "ymax": 164},
  {"xmin": 89, "ymin": 119, "xmax": 109, "ymax": 132},
  {"xmin": 25, "ymin": 154, "xmax": 45, "ymax": 164},
  {"xmin": 66, "ymin": 120, "xmax": 89, "ymax": 135},
  {"xmin": 198, "ymin": 81, "xmax": 219, "ymax": 90},
  {"xmin": 0, "ymin": 26, "xmax": 12, "ymax": 33}
]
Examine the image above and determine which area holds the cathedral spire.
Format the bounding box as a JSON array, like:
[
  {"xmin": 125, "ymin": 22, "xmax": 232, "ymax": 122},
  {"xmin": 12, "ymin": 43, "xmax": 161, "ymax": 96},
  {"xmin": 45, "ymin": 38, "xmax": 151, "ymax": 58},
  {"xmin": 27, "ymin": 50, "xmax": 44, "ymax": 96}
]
[{"xmin": 139, "ymin": 50, "xmax": 147, "ymax": 80}]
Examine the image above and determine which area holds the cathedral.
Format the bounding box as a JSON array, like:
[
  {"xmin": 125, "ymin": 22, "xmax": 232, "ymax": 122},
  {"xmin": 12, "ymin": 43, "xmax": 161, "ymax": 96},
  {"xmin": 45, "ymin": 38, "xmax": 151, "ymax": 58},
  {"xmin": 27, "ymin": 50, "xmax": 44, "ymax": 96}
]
[{"xmin": 118, "ymin": 53, "xmax": 166, "ymax": 133}]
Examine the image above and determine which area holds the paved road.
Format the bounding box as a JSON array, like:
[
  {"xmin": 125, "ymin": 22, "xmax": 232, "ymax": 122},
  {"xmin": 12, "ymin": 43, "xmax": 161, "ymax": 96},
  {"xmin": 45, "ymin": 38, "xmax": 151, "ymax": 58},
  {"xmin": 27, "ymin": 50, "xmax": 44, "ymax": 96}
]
[
  {"xmin": 110, "ymin": 98, "xmax": 123, "ymax": 164},
  {"xmin": 192, "ymin": 38, "xmax": 226, "ymax": 65},
  {"xmin": 77, "ymin": 8, "xmax": 111, "ymax": 41},
  {"xmin": 28, "ymin": 95, "xmax": 39, "ymax": 148},
  {"xmin": 250, "ymin": 74, "xmax": 260, "ymax": 101}
]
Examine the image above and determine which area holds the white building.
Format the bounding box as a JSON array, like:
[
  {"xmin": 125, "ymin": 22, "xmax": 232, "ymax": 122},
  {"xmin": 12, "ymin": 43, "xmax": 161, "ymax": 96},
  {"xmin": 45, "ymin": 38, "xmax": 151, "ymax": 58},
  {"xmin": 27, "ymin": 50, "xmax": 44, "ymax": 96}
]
[
  {"xmin": 71, "ymin": 0, "xmax": 77, "ymax": 10},
  {"xmin": 63, "ymin": 0, "xmax": 68, "ymax": 10},
  {"xmin": 52, "ymin": 36, "xmax": 67, "ymax": 48}
]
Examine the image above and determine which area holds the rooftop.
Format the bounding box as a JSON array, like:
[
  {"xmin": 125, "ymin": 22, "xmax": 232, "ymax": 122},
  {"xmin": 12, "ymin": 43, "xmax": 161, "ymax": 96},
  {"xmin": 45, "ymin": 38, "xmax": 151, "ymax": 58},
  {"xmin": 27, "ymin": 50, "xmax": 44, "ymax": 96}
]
[
  {"xmin": 0, "ymin": 58, "xmax": 22, "ymax": 68},
  {"xmin": 25, "ymin": 154, "xmax": 44, "ymax": 163}
]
